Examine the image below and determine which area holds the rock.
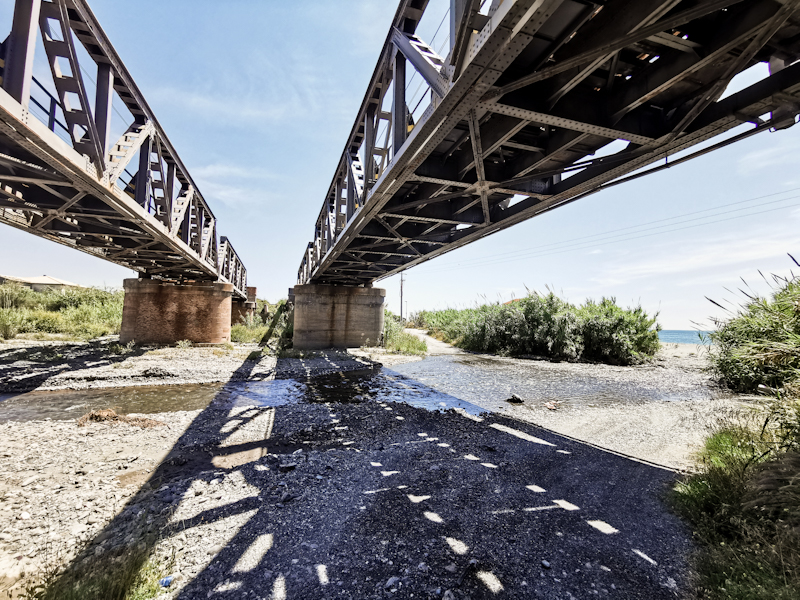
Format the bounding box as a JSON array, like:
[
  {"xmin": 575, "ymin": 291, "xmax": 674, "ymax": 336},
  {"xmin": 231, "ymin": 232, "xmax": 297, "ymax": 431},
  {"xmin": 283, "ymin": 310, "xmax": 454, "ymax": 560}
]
[
  {"xmin": 21, "ymin": 476, "xmax": 38, "ymax": 487},
  {"xmin": 418, "ymin": 562, "xmax": 429, "ymax": 572},
  {"xmin": 278, "ymin": 462, "xmax": 297, "ymax": 473},
  {"xmin": 541, "ymin": 560, "xmax": 551, "ymax": 569},
  {"xmin": 444, "ymin": 563, "xmax": 457, "ymax": 573},
  {"xmin": 506, "ymin": 394, "xmax": 524, "ymax": 404},
  {"xmin": 384, "ymin": 576, "xmax": 400, "ymax": 590},
  {"xmin": 159, "ymin": 575, "xmax": 175, "ymax": 587},
  {"xmin": 18, "ymin": 512, "xmax": 30, "ymax": 520},
  {"xmin": 443, "ymin": 591, "xmax": 456, "ymax": 600}
]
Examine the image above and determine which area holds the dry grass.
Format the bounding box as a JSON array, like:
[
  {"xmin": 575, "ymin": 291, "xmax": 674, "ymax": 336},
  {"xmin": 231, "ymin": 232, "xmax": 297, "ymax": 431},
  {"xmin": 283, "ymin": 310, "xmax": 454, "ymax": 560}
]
[{"xmin": 77, "ymin": 409, "xmax": 165, "ymax": 429}]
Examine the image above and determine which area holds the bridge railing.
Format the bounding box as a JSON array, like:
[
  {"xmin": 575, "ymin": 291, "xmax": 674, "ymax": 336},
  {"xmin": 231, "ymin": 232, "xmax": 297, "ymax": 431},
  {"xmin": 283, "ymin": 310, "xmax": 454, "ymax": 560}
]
[{"xmin": 0, "ymin": 0, "xmax": 246, "ymax": 297}]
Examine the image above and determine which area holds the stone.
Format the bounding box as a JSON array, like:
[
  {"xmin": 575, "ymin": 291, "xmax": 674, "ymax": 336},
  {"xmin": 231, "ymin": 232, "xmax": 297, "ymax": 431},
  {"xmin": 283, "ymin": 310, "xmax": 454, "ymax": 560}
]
[
  {"xmin": 384, "ymin": 576, "xmax": 400, "ymax": 590},
  {"xmin": 506, "ymin": 394, "xmax": 524, "ymax": 404},
  {"xmin": 278, "ymin": 462, "xmax": 297, "ymax": 473},
  {"xmin": 443, "ymin": 591, "xmax": 456, "ymax": 600},
  {"xmin": 18, "ymin": 512, "xmax": 30, "ymax": 520},
  {"xmin": 541, "ymin": 560, "xmax": 551, "ymax": 569}
]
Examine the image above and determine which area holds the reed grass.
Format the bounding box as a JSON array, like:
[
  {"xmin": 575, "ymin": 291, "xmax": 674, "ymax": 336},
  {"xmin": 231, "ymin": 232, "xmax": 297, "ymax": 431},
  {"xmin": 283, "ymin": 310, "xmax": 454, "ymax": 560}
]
[{"xmin": 674, "ymin": 260, "xmax": 800, "ymax": 599}]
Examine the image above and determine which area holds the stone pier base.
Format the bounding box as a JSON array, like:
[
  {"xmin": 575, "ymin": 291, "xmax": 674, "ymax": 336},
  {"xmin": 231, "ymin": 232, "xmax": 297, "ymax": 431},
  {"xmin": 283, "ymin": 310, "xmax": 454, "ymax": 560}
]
[
  {"xmin": 291, "ymin": 284, "xmax": 385, "ymax": 349},
  {"xmin": 231, "ymin": 286, "xmax": 258, "ymax": 326},
  {"xmin": 120, "ymin": 279, "xmax": 233, "ymax": 345}
]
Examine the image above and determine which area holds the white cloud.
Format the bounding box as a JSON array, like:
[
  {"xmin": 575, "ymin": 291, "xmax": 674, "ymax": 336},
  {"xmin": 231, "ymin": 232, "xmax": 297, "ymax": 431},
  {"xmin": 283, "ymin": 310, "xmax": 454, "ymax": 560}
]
[
  {"xmin": 737, "ymin": 137, "xmax": 800, "ymax": 175},
  {"xmin": 591, "ymin": 224, "xmax": 800, "ymax": 287},
  {"xmin": 193, "ymin": 162, "xmax": 280, "ymax": 208}
]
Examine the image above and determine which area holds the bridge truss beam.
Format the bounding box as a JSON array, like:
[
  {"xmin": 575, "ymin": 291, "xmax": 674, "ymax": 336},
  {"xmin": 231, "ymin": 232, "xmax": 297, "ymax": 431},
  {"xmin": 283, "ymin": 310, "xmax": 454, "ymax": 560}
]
[
  {"xmin": 0, "ymin": 0, "xmax": 247, "ymax": 298},
  {"xmin": 299, "ymin": 0, "xmax": 800, "ymax": 286}
]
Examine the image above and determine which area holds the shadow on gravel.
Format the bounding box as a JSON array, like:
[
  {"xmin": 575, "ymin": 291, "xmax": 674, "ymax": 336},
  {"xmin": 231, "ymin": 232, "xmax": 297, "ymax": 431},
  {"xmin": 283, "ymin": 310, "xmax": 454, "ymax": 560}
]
[
  {"xmin": 0, "ymin": 340, "xmax": 150, "ymax": 395},
  {"xmin": 47, "ymin": 354, "xmax": 692, "ymax": 600}
]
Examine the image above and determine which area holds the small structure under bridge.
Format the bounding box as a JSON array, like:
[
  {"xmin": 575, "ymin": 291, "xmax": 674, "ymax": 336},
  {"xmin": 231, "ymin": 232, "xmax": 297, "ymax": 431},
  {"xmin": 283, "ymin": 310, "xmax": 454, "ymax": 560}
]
[
  {"xmin": 293, "ymin": 0, "xmax": 800, "ymax": 349},
  {"xmin": 0, "ymin": 0, "xmax": 255, "ymax": 344}
]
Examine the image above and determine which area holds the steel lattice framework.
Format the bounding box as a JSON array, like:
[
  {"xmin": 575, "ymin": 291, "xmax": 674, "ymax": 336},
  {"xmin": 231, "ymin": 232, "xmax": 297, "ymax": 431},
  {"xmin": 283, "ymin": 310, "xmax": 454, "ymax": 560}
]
[
  {"xmin": 298, "ymin": 0, "xmax": 800, "ymax": 286},
  {"xmin": 0, "ymin": 0, "xmax": 247, "ymax": 297}
]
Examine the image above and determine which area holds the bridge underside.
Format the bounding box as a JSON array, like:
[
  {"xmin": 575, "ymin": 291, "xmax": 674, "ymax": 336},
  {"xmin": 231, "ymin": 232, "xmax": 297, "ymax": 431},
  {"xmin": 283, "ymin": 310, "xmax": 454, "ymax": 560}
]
[
  {"xmin": 0, "ymin": 0, "xmax": 247, "ymax": 299},
  {"xmin": 299, "ymin": 0, "xmax": 800, "ymax": 287},
  {"xmin": 0, "ymin": 111, "xmax": 219, "ymax": 283}
]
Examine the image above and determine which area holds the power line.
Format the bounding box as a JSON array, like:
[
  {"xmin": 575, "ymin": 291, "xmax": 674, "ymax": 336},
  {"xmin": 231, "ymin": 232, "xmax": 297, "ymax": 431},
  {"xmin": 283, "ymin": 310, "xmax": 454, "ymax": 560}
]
[{"xmin": 415, "ymin": 192, "xmax": 800, "ymax": 274}]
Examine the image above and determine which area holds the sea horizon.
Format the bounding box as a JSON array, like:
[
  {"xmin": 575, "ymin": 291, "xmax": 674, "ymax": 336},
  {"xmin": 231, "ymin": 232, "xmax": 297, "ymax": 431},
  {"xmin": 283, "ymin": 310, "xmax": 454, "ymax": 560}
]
[{"xmin": 658, "ymin": 330, "xmax": 712, "ymax": 345}]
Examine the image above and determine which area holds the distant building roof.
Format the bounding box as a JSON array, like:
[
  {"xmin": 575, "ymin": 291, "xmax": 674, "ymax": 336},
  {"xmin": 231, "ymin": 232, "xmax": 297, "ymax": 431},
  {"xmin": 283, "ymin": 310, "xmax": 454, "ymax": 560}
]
[{"xmin": 0, "ymin": 274, "xmax": 80, "ymax": 287}]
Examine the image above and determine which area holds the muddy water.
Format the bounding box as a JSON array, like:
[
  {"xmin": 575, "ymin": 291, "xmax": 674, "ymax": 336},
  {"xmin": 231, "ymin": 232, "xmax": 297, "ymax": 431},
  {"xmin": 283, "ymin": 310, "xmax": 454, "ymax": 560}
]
[
  {"xmin": 389, "ymin": 354, "xmax": 716, "ymax": 408},
  {"xmin": 0, "ymin": 353, "xmax": 713, "ymax": 422},
  {"xmin": 0, "ymin": 362, "xmax": 485, "ymax": 422}
]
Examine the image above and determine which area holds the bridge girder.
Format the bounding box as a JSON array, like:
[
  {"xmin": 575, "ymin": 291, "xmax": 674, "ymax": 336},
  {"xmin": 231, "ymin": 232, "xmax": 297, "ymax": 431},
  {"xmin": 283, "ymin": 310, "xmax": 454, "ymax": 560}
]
[
  {"xmin": 0, "ymin": 0, "xmax": 247, "ymax": 298},
  {"xmin": 299, "ymin": 0, "xmax": 800, "ymax": 286}
]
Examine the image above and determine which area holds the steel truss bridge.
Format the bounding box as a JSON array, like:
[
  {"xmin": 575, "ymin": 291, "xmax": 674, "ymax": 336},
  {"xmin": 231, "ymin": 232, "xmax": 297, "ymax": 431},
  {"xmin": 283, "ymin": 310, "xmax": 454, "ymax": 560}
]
[
  {"xmin": 0, "ymin": 0, "xmax": 247, "ymax": 297},
  {"xmin": 298, "ymin": 0, "xmax": 800, "ymax": 286}
]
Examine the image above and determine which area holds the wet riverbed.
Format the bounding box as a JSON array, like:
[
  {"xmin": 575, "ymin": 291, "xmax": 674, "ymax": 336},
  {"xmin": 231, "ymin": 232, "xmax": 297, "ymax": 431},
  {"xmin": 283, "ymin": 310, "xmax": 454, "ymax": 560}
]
[{"xmin": 0, "ymin": 351, "xmax": 719, "ymax": 423}]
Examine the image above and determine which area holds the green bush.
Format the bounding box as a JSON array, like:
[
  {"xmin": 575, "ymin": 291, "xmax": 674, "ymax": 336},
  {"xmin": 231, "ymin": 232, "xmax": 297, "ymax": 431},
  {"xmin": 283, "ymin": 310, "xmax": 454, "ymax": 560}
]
[
  {"xmin": 0, "ymin": 282, "xmax": 37, "ymax": 309},
  {"xmin": 382, "ymin": 310, "xmax": 427, "ymax": 355},
  {"xmin": 418, "ymin": 292, "xmax": 659, "ymax": 365},
  {"xmin": 673, "ymin": 265, "xmax": 800, "ymax": 599},
  {"xmin": 0, "ymin": 308, "xmax": 24, "ymax": 340},
  {"xmin": 0, "ymin": 286, "xmax": 123, "ymax": 340},
  {"xmin": 709, "ymin": 275, "xmax": 800, "ymax": 393}
]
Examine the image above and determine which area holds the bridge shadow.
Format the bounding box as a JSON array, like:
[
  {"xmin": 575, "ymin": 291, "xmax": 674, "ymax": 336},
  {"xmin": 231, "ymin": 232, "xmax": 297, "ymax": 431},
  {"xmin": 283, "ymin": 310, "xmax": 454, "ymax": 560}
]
[
  {"xmin": 42, "ymin": 354, "xmax": 692, "ymax": 600},
  {"xmin": 0, "ymin": 339, "xmax": 150, "ymax": 395}
]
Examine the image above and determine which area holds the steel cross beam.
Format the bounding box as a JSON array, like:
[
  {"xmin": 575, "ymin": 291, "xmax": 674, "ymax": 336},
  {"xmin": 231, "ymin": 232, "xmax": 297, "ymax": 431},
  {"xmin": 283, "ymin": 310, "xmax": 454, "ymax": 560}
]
[
  {"xmin": 298, "ymin": 0, "xmax": 800, "ymax": 287},
  {"xmin": 0, "ymin": 0, "xmax": 248, "ymax": 298}
]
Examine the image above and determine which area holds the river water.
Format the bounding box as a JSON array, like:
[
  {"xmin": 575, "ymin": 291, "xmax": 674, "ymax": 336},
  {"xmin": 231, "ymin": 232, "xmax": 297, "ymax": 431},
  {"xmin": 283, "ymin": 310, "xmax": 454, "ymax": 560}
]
[{"xmin": 0, "ymin": 353, "xmax": 717, "ymax": 423}]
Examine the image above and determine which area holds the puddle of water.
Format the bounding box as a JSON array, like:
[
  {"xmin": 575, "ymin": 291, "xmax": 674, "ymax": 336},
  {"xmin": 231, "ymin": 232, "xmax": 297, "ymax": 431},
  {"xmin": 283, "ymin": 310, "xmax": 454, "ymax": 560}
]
[
  {"xmin": 390, "ymin": 355, "xmax": 718, "ymax": 408},
  {"xmin": 0, "ymin": 352, "xmax": 713, "ymax": 423},
  {"xmin": 0, "ymin": 367, "xmax": 486, "ymax": 422},
  {"xmin": 0, "ymin": 383, "xmax": 225, "ymax": 422}
]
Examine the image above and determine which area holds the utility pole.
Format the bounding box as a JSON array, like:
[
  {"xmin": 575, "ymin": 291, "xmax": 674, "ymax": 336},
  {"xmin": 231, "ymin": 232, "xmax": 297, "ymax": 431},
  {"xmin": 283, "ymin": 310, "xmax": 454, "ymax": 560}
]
[{"xmin": 400, "ymin": 272, "xmax": 404, "ymax": 322}]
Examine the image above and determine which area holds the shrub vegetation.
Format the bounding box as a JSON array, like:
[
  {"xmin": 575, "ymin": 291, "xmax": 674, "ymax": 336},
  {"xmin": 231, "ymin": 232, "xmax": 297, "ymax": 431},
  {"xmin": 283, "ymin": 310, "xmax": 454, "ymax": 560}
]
[
  {"xmin": 674, "ymin": 265, "xmax": 800, "ymax": 599},
  {"xmin": 0, "ymin": 283, "xmax": 123, "ymax": 340},
  {"xmin": 417, "ymin": 292, "xmax": 659, "ymax": 364},
  {"xmin": 382, "ymin": 310, "xmax": 427, "ymax": 355}
]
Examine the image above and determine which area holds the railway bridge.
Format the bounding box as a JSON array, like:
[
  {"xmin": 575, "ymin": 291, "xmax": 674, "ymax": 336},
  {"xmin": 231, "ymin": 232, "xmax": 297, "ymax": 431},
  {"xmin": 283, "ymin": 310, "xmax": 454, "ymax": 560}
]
[
  {"xmin": 294, "ymin": 0, "xmax": 800, "ymax": 348},
  {"xmin": 0, "ymin": 0, "xmax": 254, "ymax": 344}
]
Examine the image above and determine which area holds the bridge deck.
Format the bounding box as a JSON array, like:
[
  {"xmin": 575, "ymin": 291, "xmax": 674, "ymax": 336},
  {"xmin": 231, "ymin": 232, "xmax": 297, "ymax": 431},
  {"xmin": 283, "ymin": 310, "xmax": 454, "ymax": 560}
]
[{"xmin": 299, "ymin": 0, "xmax": 800, "ymax": 286}]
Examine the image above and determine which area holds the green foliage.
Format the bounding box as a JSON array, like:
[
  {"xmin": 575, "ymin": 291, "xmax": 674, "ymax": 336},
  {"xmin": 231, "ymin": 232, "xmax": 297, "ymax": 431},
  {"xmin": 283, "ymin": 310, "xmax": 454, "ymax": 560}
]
[
  {"xmin": 230, "ymin": 312, "xmax": 267, "ymax": 344},
  {"xmin": 674, "ymin": 270, "xmax": 800, "ymax": 600},
  {"xmin": 672, "ymin": 399, "xmax": 800, "ymax": 599},
  {"xmin": 0, "ymin": 286, "xmax": 123, "ymax": 341},
  {"xmin": 418, "ymin": 292, "xmax": 659, "ymax": 364},
  {"xmin": 382, "ymin": 310, "xmax": 427, "ymax": 355},
  {"xmin": 708, "ymin": 275, "xmax": 800, "ymax": 393},
  {"xmin": 0, "ymin": 308, "xmax": 24, "ymax": 340},
  {"xmin": 0, "ymin": 282, "xmax": 37, "ymax": 309}
]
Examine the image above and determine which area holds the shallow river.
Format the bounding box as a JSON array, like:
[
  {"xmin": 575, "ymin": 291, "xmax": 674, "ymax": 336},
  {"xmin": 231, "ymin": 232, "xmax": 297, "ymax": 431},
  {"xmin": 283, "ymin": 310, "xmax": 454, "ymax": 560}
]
[{"xmin": 0, "ymin": 353, "xmax": 716, "ymax": 422}]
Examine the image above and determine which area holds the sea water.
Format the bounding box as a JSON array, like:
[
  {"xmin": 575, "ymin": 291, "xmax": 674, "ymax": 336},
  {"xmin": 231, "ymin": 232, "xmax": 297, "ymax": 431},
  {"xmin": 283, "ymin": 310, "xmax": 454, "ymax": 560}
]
[{"xmin": 658, "ymin": 330, "xmax": 712, "ymax": 345}]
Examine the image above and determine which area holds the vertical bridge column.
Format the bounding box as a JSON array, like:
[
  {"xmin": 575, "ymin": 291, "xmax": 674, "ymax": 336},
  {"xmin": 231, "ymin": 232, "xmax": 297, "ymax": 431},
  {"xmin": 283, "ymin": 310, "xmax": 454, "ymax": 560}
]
[
  {"xmin": 231, "ymin": 286, "xmax": 258, "ymax": 326},
  {"xmin": 291, "ymin": 285, "xmax": 385, "ymax": 350},
  {"xmin": 120, "ymin": 279, "xmax": 233, "ymax": 345}
]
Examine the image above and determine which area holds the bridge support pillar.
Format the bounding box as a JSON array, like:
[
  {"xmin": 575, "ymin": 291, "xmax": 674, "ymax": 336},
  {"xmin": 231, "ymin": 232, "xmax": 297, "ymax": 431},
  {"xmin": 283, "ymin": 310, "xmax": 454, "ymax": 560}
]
[
  {"xmin": 120, "ymin": 279, "xmax": 233, "ymax": 345},
  {"xmin": 291, "ymin": 284, "xmax": 385, "ymax": 349},
  {"xmin": 231, "ymin": 286, "xmax": 258, "ymax": 326}
]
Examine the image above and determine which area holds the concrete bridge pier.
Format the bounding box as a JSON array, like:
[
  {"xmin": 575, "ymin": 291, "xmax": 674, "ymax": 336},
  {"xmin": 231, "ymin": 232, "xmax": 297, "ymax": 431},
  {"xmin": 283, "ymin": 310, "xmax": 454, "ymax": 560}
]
[
  {"xmin": 120, "ymin": 278, "xmax": 234, "ymax": 345},
  {"xmin": 231, "ymin": 286, "xmax": 258, "ymax": 326},
  {"xmin": 291, "ymin": 284, "xmax": 385, "ymax": 349}
]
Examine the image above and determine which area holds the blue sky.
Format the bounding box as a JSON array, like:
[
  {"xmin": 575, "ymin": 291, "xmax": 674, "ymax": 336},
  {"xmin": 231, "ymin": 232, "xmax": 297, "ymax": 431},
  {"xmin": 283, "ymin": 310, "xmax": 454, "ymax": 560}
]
[{"xmin": 1, "ymin": 0, "xmax": 798, "ymax": 330}]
